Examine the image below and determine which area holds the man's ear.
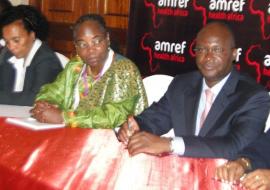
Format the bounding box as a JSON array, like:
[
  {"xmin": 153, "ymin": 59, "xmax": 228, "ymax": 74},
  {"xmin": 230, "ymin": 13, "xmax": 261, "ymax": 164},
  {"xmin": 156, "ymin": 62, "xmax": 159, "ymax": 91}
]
[
  {"xmin": 30, "ymin": 31, "xmax": 36, "ymax": 41},
  {"xmin": 106, "ymin": 32, "xmax": 110, "ymax": 46},
  {"xmin": 232, "ymin": 48, "xmax": 238, "ymax": 61}
]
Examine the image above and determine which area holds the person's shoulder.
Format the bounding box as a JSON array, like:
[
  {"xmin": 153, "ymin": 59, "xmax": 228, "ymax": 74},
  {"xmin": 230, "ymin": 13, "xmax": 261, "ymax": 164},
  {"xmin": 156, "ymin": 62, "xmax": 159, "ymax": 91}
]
[
  {"xmin": 174, "ymin": 70, "xmax": 200, "ymax": 78},
  {"xmin": 237, "ymin": 71, "xmax": 266, "ymax": 92},
  {"xmin": 228, "ymin": 70, "xmax": 270, "ymax": 102},
  {"xmin": 166, "ymin": 71, "xmax": 201, "ymax": 92},
  {"xmin": 173, "ymin": 70, "xmax": 201, "ymax": 84},
  {"xmin": 113, "ymin": 53, "xmax": 138, "ymax": 70},
  {"xmin": 34, "ymin": 43, "xmax": 60, "ymax": 61},
  {"xmin": 46, "ymin": 56, "xmax": 83, "ymax": 79},
  {"xmin": 1, "ymin": 47, "xmax": 12, "ymax": 57},
  {"xmin": 33, "ymin": 43, "xmax": 63, "ymax": 68},
  {"xmin": 107, "ymin": 54, "xmax": 143, "ymax": 81},
  {"xmin": 36, "ymin": 43, "xmax": 55, "ymax": 56},
  {"xmin": 64, "ymin": 56, "xmax": 83, "ymax": 70},
  {"xmin": 0, "ymin": 47, "xmax": 12, "ymax": 64}
]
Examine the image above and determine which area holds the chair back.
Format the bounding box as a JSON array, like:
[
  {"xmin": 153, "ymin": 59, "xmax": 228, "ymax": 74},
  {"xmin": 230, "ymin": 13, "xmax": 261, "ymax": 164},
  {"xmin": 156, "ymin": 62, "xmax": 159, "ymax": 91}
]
[
  {"xmin": 143, "ymin": 74, "xmax": 173, "ymax": 105},
  {"xmin": 55, "ymin": 52, "xmax": 69, "ymax": 68},
  {"xmin": 143, "ymin": 74, "xmax": 175, "ymax": 137}
]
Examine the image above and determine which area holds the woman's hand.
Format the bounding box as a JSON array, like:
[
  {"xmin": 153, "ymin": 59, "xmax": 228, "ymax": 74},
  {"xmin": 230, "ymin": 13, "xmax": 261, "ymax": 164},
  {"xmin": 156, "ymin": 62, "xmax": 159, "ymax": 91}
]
[
  {"xmin": 31, "ymin": 101, "xmax": 49, "ymax": 119},
  {"xmin": 241, "ymin": 169, "xmax": 270, "ymax": 190},
  {"xmin": 31, "ymin": 101, "xmax": 64, "ymax": 124}
]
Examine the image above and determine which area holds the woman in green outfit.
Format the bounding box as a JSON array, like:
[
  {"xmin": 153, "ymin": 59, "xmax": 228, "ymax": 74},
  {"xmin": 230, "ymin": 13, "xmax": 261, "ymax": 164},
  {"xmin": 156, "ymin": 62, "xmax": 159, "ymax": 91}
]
[{"xmin": 31, "ymin": 14, "xmax": 148, "ymax": 128}]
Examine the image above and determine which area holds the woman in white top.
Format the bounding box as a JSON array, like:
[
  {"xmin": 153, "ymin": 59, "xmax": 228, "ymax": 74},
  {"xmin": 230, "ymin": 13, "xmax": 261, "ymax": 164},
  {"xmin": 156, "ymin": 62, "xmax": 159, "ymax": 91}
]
[{"xmin": 0, "ymin": 5, "xmax": 62, "ymax": 106}]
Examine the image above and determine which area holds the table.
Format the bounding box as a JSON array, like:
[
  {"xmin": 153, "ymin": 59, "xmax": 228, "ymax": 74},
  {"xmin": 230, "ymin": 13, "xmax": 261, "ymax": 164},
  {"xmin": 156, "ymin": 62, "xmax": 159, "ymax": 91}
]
[
  {"xmin": 0, "ymin": 104, "xmax": 32, "ymax": 118},
  {"xmin": 0, "ymin": 117, "xmax": 242, "ymax": 190}
]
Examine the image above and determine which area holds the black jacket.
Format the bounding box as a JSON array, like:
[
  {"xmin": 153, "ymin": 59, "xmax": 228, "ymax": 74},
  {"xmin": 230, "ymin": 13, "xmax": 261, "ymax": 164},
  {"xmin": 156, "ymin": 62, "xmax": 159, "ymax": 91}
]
[
  {"xmin": 0, "ymin": 43, "xmax": 63, "ymax": 106},
  {"xmin": 136, "ymin": 68, "xmax": 270, "ymax": 159}
]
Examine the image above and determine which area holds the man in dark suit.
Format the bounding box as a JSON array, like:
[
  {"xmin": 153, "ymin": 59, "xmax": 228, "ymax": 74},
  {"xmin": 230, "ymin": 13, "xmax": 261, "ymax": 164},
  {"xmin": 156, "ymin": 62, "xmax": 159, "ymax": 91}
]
[
  {"xmin": 215, "ymin": 129, "xmax": 270, "ymax": 189},
  {"xmin": 117, "ymin": 21, "xmax": 270, "ymax": 159}
]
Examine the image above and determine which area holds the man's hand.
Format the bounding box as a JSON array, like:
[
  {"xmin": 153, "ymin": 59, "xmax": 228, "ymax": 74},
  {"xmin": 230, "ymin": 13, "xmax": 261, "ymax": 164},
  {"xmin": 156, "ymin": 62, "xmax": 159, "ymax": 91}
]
[
  {"xmin": 242, "ymin": 169, "xmax": 270, "ymax": 190},
  {"xmin": 127, "ymin": 131, "xmax": 171, "ymax": 156},
  {"xmin": 31, "ymin": 101, "xmax": 64, "ymax": 124},
  {"xmin": 215, "ymin": 159, "xmax": 246, "ymax": 183},
  {"xmin": 117, "ymin": 116, "xmax": 140, "ymax": 145},
  {"xmin": 117, "ymin": 116, "xmax": 171, "ymax": 156}
]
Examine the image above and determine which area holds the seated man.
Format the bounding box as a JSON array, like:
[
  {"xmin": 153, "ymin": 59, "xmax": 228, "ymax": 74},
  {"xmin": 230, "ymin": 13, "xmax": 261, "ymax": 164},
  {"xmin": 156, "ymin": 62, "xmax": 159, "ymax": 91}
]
[
  {"xmin": 215, "ymin": 129, "xmax": 270, "ymax": 190},
  {"xmin": 117, "ymin": 21, "xmax": 270, "ymax": 159}
]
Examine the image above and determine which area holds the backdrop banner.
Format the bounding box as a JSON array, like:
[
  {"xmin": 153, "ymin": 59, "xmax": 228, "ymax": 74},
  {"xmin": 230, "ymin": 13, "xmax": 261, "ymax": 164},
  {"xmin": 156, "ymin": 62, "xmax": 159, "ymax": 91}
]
[{"xmin": 127, "ymin": 0, "xmax": 270, "ymax": 89}]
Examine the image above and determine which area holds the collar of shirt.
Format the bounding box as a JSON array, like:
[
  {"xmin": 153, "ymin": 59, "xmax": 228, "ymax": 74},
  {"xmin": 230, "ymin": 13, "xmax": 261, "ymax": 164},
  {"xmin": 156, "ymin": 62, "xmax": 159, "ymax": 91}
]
[
  {"xmin": 195, "ymin": 72, "xmax": 231, "ymax": 135},
  {"xmin": 8, "ymin": 39, "xmax": 42, "ymax": 92},
  {"xmin": 100, "ymin": 48, "xmax": 114, "ymax": 77},
  {"xmin": 0, "ymin": 39, "xmax": 5, "ymax": 47},
  {"xmin": 201, "ymin": 72, "xmax": 231, "ymax": 101},
  {"xmin": 72, "ymin": 48, "xmax": 114, "ymax": 110},
  {"xmin": 8, "ymin": 39, "xmax": 42, "ymax": 68}
]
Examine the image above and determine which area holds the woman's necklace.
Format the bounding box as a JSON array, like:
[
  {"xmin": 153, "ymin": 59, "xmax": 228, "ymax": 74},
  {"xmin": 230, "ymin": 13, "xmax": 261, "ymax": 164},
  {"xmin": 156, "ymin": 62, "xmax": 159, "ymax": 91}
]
[
  {"xmin": 82, "ymin": 69, "xmax": 90, "ymax": 97},
  {"xmin": 81, "ymin": 65, "xmax": 104, "ymax": 97},
  {"xmin": 91, "ymin": 71, "xmax": 102, "ymax": 81}
]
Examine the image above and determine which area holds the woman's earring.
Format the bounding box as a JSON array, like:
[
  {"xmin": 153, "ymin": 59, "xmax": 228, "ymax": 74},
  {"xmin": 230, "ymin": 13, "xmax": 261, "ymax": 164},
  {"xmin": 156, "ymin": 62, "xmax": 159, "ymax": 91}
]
[{"xmin": 75, "ymin": 54, "xmax": 81, "ymax": 61}]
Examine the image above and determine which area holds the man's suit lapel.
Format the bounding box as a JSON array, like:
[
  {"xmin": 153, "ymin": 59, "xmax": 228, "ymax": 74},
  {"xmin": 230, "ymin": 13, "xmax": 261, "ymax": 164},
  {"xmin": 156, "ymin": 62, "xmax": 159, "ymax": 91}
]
[
  {"xmin": 199, "ymin": 68, "xmax": 239, "ymax": 136},
  {"xmin": 184, "ymin": 78, "xmax": 202, "ymax": 135}
]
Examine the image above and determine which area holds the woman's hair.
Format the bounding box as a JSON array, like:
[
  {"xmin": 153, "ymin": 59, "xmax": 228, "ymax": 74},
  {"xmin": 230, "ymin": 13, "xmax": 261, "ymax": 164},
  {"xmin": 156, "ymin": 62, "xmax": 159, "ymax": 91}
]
[
  {"xmin": 72, "ymin": 14, "xmax": 121, "ymax": 52},
  {"xmin": 0, "ymin": 5, "xmax": 49, "ymax": 41},
  {"xmin": 0, "ymin": 0, "xmax": 12, "ymax": 13},
  {"xmin": 73, "ymin": 14, "xmax": 107, "ymax": 38}
]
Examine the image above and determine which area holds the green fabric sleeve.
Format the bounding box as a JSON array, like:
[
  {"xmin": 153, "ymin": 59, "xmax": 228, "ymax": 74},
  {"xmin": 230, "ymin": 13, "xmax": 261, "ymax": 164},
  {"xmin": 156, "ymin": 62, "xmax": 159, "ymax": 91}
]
[
  {"xmin": 35, "ymin": 70, "xmax": 66, "ymax": 107},
  {"xmin": 35, "ymin": 58, "xmax": 82, "ymax": 110},
  {"xmin": 63, "ymin": 95, "xmax": 139, "ymax": 128},
  {"xmin": 35, "ymin": 55, "xmax": 147, "ymax": 129}
]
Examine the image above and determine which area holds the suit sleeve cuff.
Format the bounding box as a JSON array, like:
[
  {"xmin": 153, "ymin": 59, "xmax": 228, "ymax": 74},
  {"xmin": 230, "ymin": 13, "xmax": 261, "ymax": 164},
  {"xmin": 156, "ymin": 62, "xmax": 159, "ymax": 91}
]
[{"xmin": 171, "ymin": 137, "xmax": 185, "ymax": 155}]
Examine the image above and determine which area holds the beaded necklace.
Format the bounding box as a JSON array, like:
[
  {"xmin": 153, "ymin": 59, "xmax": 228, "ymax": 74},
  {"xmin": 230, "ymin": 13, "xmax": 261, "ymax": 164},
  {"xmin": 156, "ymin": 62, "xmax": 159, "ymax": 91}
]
[
  {"xmin": 80, "ymin": 49, "xmax": 114, "ymax": 97},
  {"xmin": 81, "ymin": 65, "xmax": 104, "ymax": 97},
  {"xmin": 82, "ymin": 69, "xmax": 89, "ymax": 97}
]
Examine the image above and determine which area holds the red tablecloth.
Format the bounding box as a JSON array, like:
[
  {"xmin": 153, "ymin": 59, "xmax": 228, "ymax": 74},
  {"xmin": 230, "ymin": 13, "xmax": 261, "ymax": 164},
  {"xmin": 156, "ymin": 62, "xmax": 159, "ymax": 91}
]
[{"xmin": 0, "ymin": 117, "xmax": 243, "ymax": 190}]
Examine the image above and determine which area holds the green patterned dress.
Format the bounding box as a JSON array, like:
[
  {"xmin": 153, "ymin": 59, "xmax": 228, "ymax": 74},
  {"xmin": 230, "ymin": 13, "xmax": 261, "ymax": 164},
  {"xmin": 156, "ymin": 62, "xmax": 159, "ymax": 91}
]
[{"xmin": 35, "ymin": 54, "xmax": 148, "ymax": 128}]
